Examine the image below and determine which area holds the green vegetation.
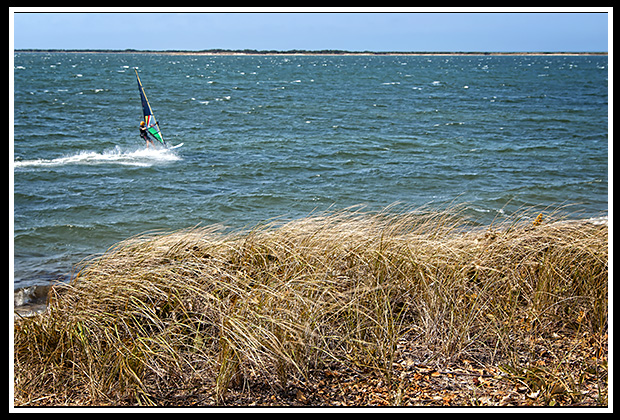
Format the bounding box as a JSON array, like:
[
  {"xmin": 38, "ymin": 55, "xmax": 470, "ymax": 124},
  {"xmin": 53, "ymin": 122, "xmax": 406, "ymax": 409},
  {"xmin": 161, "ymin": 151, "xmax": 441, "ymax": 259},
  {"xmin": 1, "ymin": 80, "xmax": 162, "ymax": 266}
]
[{"xmin": 13, "ymin": 207, "xmax": 608, "ymax": 406}]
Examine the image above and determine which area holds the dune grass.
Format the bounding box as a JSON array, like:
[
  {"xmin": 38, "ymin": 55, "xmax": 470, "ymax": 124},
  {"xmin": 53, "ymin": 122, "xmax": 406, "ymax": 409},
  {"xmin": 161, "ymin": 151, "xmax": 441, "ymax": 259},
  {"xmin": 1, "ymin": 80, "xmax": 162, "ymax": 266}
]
[{"xmin": 13, "ymin": 206, "xmax": 608, "ymax": 406}]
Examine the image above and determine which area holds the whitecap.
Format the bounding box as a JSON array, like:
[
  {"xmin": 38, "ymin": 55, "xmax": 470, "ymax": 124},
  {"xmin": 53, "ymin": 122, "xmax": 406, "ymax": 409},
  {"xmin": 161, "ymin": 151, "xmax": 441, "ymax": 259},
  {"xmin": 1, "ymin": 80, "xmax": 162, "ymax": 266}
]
[{"xmin": 585, "ymin": 216, "xmax": 608, "ymax": 225}]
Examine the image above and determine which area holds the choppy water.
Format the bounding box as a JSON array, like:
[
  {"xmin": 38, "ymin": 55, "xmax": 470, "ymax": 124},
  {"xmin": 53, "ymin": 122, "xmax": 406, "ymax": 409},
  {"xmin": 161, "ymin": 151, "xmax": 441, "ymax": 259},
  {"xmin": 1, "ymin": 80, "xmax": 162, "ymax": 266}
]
[{"xmin": 12, "ymin": 53, "xmax": 608, "ymax": 291}]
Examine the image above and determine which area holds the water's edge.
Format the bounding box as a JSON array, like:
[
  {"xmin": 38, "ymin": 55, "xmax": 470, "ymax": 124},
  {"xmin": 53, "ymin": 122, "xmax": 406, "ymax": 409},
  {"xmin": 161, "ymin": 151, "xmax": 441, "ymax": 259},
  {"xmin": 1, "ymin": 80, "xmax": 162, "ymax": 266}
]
[{"xmin": 13, "ymin": 215, "xmax": 608, "ymax": 317}]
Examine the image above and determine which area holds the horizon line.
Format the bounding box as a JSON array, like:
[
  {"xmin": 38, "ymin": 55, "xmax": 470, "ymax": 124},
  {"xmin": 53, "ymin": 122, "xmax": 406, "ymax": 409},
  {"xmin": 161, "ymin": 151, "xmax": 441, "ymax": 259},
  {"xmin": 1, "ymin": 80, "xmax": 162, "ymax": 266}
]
[{"xmin": 14, "ymin": 48, "xmax": 608, "ymax": 56}]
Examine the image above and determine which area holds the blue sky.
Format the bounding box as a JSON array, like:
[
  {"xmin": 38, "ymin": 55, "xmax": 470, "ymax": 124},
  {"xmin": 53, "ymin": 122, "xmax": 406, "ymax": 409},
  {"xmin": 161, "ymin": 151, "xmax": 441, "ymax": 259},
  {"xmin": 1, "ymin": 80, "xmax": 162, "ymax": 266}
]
[{"xmin": 11, "ymin": 9, "xmax": 609, "ymax": 52}]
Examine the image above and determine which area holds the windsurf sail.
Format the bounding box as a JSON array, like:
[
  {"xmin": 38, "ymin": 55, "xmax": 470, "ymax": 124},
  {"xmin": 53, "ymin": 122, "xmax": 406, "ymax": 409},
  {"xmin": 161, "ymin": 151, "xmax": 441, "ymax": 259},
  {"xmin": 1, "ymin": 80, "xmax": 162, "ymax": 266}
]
[{"xmin": 135, "ymin": 69, "xmax": 165, "ymax": 146}]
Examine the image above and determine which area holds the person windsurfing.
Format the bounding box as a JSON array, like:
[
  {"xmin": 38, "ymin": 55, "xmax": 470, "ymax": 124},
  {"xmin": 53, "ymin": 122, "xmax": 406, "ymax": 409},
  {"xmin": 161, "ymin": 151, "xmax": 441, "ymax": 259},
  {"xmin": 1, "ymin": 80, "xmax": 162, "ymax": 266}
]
[{"xmin": 139, "ymin": 121, "xmax": 154, "ymax": 148}]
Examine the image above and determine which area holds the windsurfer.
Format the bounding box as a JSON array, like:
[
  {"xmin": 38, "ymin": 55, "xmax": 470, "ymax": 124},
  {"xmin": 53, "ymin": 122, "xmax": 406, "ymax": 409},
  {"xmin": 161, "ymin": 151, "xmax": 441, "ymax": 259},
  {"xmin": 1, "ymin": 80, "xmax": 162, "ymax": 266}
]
[{"xmin": 139, "ymin": 121, "xmax": 154, "ymax": 148}]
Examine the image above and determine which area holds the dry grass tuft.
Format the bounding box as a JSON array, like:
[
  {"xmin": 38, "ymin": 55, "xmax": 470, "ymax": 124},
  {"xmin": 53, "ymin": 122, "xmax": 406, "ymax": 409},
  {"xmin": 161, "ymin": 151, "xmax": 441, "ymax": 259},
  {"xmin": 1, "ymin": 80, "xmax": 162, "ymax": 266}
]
[{"xmin": 14, "ymin": 206, "xmax": 608, "ymax": 406}]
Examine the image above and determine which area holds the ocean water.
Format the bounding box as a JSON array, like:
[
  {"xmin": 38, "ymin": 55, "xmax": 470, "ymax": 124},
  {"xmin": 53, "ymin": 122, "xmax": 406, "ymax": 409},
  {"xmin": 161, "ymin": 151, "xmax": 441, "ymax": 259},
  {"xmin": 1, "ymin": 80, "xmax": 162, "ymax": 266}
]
[{"xmin": 12, "ymin": 53, "xmax": 608, "ymax": 291}]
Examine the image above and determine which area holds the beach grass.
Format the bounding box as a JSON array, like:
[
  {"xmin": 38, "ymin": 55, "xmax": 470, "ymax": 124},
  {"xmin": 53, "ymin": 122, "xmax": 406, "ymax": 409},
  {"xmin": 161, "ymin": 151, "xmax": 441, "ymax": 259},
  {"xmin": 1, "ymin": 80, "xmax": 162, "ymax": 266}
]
[{"xmin": 13, "ymin": 206, "xmax": 608, "ymax": 406}]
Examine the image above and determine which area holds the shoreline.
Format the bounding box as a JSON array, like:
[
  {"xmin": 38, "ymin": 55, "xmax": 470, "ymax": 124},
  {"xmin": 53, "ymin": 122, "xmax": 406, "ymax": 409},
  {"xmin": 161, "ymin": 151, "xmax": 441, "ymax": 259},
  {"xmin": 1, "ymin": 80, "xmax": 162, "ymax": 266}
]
[
  {"xmin": 14, "ymin": 49, "xmax": 608, "ymax": 57},
  {"xmin": 13, "ymin": 215, "xmax": 608, "ymax": 317}
]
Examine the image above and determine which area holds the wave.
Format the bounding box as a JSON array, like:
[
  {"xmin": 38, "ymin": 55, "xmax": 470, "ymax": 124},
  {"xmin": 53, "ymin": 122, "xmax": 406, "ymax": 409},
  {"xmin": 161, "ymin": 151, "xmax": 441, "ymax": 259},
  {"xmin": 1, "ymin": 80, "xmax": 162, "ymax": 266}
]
[{"xmin": 14, "ymin": 146, "xmax": 181, "ymax": 169}]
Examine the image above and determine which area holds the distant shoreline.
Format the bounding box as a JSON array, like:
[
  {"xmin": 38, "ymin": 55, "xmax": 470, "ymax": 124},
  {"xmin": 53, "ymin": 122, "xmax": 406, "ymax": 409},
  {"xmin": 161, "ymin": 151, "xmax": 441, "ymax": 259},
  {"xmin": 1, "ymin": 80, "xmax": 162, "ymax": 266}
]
[{"xmin": 14, "ymin": 49, "xmax": 608, "ymax": 57}]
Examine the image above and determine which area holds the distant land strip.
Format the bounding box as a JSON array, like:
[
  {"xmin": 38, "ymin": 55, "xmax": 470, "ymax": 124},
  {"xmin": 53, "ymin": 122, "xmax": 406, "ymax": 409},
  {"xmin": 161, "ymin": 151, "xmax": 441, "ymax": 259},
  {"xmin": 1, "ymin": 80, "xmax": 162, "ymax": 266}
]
[{"xmin": 14, "ymin": 49, "xmax": 608, "ymax": 56}]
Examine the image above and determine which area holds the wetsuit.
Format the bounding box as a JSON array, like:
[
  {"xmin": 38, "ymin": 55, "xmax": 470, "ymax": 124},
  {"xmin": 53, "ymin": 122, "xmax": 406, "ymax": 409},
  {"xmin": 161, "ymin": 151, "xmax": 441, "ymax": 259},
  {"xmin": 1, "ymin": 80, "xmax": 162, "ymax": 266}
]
[{"xmin": 139, "ymin": 126, "xmax": 152, "ymax": 142}]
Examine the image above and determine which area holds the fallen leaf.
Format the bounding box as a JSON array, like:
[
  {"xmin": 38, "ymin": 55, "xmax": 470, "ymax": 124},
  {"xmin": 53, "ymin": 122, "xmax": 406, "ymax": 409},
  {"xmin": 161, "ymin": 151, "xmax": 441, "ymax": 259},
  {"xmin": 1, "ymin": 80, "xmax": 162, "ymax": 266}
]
[
  {"xmin": 499, "ymin": 394, "xmax": 514, "ymax": 406},
  {"xmin": 527, "ymin": 389, "xmax": 540, "ymax": 399},
  {"xmin": 296, "ymin": 389, "xmax": 306, "ymax": 403}
]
